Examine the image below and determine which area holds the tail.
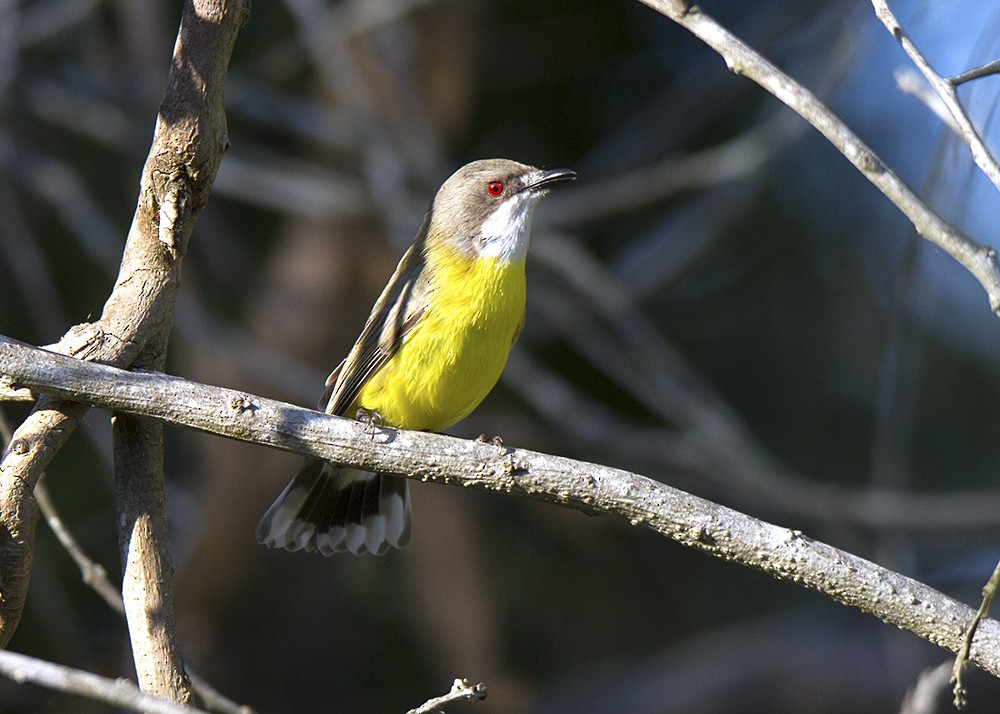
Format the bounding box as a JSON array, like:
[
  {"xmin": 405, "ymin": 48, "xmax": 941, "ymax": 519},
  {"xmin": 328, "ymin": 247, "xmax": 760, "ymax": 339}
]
[{"xmin": 256, "ymin": 458, "xmax": 411, "ymax": 556}]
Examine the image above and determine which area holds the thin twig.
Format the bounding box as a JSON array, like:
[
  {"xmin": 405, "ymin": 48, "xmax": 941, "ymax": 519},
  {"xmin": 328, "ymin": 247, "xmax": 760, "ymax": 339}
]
[
  {"xmin": 951, "ymin": 560, "xmax": 1000, "ymax": 708},
  {"xmin": 950, "ymin": 58, "xmax": 1000, "ymax": 87},
  {"xmin": 2, "ymin": 395, "xmax": 254, "ymax": 714},
  {"xmin": 2, "ymin": 337, "xmax": 999, "ymax": 677},
  {"xmin": 407, "ymin": 678, "xmax": 487, "ymax": 714},
  {"xmin": 872, "ymin": 0, "xmax": 1000, "ymax": 194},
  {"xmin": 33, "ymin": 479, "xmax": 125, "ymax": 613},
  {"xmin": 637, "ymin": 0, "xmax": 1000, "ymax": 314},
  {"xmin": 29, "ymin": 480, "xmax": 253, "ymax": 714}
]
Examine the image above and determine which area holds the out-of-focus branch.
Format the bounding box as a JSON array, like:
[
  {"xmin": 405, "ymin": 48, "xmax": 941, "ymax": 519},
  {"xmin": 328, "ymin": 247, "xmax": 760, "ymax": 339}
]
[
  {"xmin": 894, "ymin": 69, "xmax": 960, "ymax": 134},
  {"xmin": 527, "ymin": 236, "xmax": 1000, "ymax": 531},
  {"xmin": 34, "ymin": 479, "xmax": 126, "ymax": 614},
  {"xmin": 4, "ymin": 409, "xmax": 252, "ymax": 714},
  {"xmin": 899, "ymin": 661, "xmax": 953, "ymax": 714},
  {"xmin": 3, "ymin": 337, "xmax": 1000, "ymax": 678},
  {"xmin": 548, "ymin": 111, "xmax": 806, "ymax": 225},
  {"xmin": 872, "ymin": 0, "xmax": 1000, "ymax": 194},
  {"xmin": 0, "ymin": 649, "xmax": 213, "ymax": 714},
  {"xmin": 636, "ymin": 0, "xmax": 1000, "ymax": 315},
  {"xmin": 34, "ymin": 479, "xmax": 254, "ymax": 714}
]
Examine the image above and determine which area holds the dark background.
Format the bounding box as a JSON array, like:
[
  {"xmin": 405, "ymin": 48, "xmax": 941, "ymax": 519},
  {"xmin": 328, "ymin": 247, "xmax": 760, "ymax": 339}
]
[{"xmin": 2, "ymin": 1, "xmax": 1000, "ymax": 712}]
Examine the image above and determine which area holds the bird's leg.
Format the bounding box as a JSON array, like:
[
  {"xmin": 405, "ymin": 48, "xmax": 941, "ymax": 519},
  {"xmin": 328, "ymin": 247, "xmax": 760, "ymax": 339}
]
[
  {"xmin": 355, "ymin": 408, "xmax": 383, "ymax": 441},
  {"xmin": 476, "ymin": 433, "xmax": 506, "ymax": 454}
]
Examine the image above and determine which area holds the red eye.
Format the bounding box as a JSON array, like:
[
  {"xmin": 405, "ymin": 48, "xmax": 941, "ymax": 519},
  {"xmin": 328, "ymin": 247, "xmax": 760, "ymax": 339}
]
[{"xmin": 487, "ymin": 181, "xmax": 504, "ymax": 196}]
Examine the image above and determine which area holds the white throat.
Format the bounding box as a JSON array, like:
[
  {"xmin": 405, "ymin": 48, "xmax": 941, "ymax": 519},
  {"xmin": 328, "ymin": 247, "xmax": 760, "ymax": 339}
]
[{"xmin": 476, "ymin": 192, "xmax": 541, "ymax": 261}]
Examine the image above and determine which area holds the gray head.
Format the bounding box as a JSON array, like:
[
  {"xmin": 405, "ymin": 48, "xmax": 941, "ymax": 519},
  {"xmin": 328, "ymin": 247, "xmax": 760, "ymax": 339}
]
[{"xmin": 428, "ymin": 159, "xmax": 576, "ymax": 261}]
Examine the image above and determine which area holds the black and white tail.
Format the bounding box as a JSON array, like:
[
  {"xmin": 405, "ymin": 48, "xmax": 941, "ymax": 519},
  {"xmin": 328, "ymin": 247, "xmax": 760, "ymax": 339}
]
[{"xmin": 256, "ymin": 458, "xmax": 411, "ymax": 556}]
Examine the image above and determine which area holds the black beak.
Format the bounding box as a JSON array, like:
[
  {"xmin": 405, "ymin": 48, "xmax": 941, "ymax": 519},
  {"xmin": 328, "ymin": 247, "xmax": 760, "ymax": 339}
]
[{"xmin": 527, "ymin": 168, "xmax": 577, "ymax": 191}]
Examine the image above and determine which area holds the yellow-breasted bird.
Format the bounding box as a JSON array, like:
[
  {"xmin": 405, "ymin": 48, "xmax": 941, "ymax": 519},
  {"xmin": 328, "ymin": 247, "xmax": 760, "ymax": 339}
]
[{"xmin": 257, "ymin": 159, "xmax": 576, "ymax": 555}]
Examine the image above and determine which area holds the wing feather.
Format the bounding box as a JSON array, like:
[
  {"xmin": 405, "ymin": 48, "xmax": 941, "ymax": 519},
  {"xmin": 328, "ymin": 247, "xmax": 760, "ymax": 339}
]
[{"xmin": 321, "ymin": 214, "xmax": 433, "ymax": 416}]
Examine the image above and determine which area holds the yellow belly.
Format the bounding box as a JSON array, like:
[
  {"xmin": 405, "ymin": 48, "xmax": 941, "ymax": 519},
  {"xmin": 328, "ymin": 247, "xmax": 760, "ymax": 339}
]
[{"xmin": 352, "ymin": 251, "xmax": 526, "ymax": 431}]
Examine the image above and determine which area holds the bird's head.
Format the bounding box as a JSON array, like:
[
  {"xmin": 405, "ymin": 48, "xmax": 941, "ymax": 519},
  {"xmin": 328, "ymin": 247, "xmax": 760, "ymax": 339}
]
[{"xmin": 429, "ymin": 159, "xmax": 576, "ymax": 261}]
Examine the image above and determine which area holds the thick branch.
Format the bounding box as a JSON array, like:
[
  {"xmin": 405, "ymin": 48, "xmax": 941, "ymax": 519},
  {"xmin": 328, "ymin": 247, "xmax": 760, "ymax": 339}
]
[
  {"xmin": 114, "ymin": 414, "xmax": 193, "ymax": 703},
  {"xmin": 0, "ymin": 0, "xmax": 248, "ymax": 648},
  {"xmin": 636, "ymin": 0, "xmax": 1000, "ymax": 314},
  {"xmin": 2, "ymin": 337, "xmax": 999, "ymax": 677}
]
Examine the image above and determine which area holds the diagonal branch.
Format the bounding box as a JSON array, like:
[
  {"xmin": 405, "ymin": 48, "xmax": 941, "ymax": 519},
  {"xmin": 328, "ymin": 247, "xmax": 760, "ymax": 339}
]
[
  {"xmin": 0, "ymin": 0, "xmax": 249, "ymax": 703},
  {"xmin": 2, "ymin": 336, "xmax": 999, "ymax": 678},
  {"xmin": 872, "ymin": 0, "xmax": 1000, "ymax": 194},
  {"xmin": 636, "ymin": 0, "xmax": 1000, "ymax": 314}
]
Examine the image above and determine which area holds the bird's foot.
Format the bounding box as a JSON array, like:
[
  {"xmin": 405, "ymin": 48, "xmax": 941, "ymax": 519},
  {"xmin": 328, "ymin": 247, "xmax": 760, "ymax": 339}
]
[
  {"xmin": 356, "ymin": 408, "xmax": 383, "ymax": 440},
  {"xmin": 476, "ymin": 433, "xmax": 505, "ymax": 454}
]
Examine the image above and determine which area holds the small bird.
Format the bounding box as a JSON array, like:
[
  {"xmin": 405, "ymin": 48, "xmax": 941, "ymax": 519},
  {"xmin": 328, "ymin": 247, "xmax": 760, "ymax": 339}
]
[{"xmin": 257, "ymin": 159, "xmax": 576, "ymax": 555}]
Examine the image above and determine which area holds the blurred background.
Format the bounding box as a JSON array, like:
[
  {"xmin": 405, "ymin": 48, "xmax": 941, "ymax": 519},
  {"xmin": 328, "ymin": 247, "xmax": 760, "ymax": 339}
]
[{"xmin": 2, "ymin": 0, "xmax": 1000, "ymax": 712}]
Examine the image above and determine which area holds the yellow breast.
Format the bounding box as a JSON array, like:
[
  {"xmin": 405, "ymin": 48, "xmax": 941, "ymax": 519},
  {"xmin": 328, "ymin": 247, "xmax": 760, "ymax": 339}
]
[{"xmin": 352, "ymin": 241, "xmax": 526, "ymax": 431}]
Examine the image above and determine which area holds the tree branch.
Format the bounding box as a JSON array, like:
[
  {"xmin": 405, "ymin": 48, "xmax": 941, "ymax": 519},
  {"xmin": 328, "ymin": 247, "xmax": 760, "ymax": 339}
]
[
  {"xmin": 872, "ymin": 0, "xmax": 1000, "ymax": 195},
  {"xmin": 953, "ymin": 560, "xmax": 1000, "ymax": 706},
  {"xmin": 407, "ymin": 678, "xmax": 488, "ymax": 714},
  {"xmin": 0, "ymin": 0, "xmax": 249, "ymax": 701},
  {"xmin": 950, "ymin": 58, "xmax": 1000, "ymax": 87},
  {"xmin": 0, "ymin": 649, "xmax": 213, "ymax": 714},
  {"xmin": 114, "ymin": 412, "xmax": 193, "ymax": 703},
  {"xmin": 2, "ymin": 336, "xmax": 999, "ymax": 678},
  {"xmin": 636, "ymin": 0, "xmax": 1000, "ymax": 314},
  {"xmin": 33, "ymin": 479, "xmax": 126, "ymax": 615}
]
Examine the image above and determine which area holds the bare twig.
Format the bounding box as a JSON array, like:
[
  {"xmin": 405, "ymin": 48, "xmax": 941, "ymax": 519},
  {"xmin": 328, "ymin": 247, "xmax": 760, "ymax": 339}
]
[
  {"xmin": 636, "ymin": 0, "xmax": 1000, "ymax": 314},
  {"xmin": 39, "ymin": 470, "xmax": 250, "ymax": 713},
  {"xmin": 950, "ymin": 58, "xmax": 1000, "ymax": 87},
  {"xmin": 952, "ymin": 560, "xmax": 1000, "ymax": 708},
  {"xmin": 2, "ymin": 337, "xmax": 999, "ymax": 677},
  {"xmin": 872, "ymin": 0, "xmax": 1000, "ymax": 194},
  {"xmin": 407, "ymin": 678, "xmax": 487, "ymax": 714},
  {"xmin": 188, "ymin": 671, "xmax": 258, "ymax": 714},
  {"xmin": 1, "ymin": 408, "xmax": 257, "ymax": 714},
  {"xmin": 34, "ymin": 479, "xmax": 126, "ymax": 613},
  {"xmin": 0, "ymin": 649, "xmax": 213, "ymax": 714}
]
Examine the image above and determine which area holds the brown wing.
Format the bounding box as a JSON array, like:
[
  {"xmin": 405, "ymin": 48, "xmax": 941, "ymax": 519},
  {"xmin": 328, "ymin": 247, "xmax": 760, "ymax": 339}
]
[{"xmin": 319, "ymin": 216, "xmax": 433, "ymax": 417}]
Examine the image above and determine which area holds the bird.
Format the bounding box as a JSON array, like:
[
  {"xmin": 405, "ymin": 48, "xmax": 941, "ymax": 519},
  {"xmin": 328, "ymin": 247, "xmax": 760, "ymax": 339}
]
[{"xmin": 256, "ymin": 159, "xmax": 576, "ymax": 556}]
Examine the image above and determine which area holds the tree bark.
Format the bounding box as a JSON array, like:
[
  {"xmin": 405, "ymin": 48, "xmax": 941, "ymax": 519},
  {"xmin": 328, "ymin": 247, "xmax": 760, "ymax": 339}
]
[{"xmin": 3, "ymin": 336, "xmax": 998, "ymax": 679}]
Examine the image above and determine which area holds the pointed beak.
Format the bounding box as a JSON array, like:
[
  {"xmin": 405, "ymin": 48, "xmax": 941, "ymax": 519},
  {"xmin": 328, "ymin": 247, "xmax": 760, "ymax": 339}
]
[{"xmin": 526, "ymin": 167, "xmax": 577, "ymax": 192}]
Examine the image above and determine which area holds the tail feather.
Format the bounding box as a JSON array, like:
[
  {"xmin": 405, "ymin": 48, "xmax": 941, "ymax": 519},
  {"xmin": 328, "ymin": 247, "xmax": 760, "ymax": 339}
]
[{"xmin": 257, "ymin": 458, "xmax": 411, "ymax": 556}]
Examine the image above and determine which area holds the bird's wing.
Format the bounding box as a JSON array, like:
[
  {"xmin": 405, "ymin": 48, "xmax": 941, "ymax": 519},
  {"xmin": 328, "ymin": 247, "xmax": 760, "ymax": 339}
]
[{"xmin": 320, "ymin": 219, "xmax": 433, "ymax": 417}]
